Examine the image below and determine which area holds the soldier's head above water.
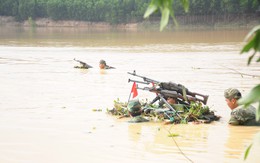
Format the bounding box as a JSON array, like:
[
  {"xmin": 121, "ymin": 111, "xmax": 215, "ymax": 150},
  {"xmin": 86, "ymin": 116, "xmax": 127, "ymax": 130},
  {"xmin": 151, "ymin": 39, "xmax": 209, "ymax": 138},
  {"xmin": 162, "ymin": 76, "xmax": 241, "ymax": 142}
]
[
  {"xmin": 224, "ymin": 88, "xmax": 241, "ymax": 110},
  {"xmin": 99, "ymin": 59, "xmax": 106, "ymax": 69},
  {"xmin": 127, "ymin": 98, "xmax": 142, "ymax": 117},
  {"xmin": 224, "ymin": 88, "xmax": 259, "ymax": 126},
  {"xmin": 99, "ymin": 59, "xmax": 115, "ymax": 69}
]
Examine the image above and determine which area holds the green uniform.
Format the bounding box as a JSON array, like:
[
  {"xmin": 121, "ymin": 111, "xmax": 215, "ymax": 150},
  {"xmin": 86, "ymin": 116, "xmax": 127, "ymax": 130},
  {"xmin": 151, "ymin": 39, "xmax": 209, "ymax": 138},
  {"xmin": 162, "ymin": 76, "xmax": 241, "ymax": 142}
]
[
  {"xmin": 128, "ymin": 115, "xmax": 149, "ymax": 123},
  {"xmin": 127, "ymin": 99, "xmax": 149, "ymax": 123},
  {"xmin": 100, "ymin": 59, "xmax": 115, "ymax": 69},
  {"xmin": 229, "ymin": 105, "xmax": 260, "ymax": 126}
]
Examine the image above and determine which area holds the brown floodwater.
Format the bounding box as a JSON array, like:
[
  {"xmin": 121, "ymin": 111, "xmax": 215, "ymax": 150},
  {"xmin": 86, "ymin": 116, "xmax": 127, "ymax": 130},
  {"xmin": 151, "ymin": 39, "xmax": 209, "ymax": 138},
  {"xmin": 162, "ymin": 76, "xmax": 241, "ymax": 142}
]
[{"xmin": 0, "ymin": 26, "xmax": 259, "ymax": 163}]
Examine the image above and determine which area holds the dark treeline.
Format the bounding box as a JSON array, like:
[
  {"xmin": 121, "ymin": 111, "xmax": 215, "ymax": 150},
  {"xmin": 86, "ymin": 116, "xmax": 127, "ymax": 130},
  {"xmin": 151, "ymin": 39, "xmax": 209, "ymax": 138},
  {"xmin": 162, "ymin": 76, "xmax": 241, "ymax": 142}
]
[{"xmin": 0, "ymin": 0, "xmax": 259, "ymax": 24}]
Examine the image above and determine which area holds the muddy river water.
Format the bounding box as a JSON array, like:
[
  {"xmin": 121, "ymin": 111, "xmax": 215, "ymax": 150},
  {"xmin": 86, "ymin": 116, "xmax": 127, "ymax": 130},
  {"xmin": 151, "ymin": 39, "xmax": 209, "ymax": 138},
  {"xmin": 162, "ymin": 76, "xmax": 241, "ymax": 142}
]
[{"xmin": 0, "ymin": 27, "xmax": 259, "ymax": 163}]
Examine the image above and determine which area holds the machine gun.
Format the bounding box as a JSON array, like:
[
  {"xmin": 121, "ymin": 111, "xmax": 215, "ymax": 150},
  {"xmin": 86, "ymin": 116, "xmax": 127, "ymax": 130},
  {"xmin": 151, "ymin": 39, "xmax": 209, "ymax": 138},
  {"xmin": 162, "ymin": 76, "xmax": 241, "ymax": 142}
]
[
  {"xmin": 127, "ymin": 70, "xmax": 160, "ymax": 85},
  {"xmin": 73, "ymin": 58, "xmax": 93, "ymax": 69},
  {"xmin": 128, "ymin": 70, "xmax": 209, "ymax": 105},
  {"xmin": 141, "ymin": 86, "xmax": 206, "ymax": 105}
]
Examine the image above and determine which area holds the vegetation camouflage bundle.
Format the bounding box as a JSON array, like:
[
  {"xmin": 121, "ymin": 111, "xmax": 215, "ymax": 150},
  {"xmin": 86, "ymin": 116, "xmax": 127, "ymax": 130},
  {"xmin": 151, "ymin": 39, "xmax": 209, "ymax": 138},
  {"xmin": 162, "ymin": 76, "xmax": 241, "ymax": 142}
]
[{"xmin": 107, "ymin": 98, "xmax": 220, "ymax": 124}]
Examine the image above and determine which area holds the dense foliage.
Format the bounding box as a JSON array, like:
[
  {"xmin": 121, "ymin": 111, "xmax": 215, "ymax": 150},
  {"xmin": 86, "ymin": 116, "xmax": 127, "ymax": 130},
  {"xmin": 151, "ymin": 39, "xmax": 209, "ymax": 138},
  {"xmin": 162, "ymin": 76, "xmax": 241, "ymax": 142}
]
[
  {"xmin": 0, "ymin": 0, "xmax": 259, "ymax": 24},
  {"xmin": 0, "ymin": 0, "xmax": 150, "ymax": 23}
]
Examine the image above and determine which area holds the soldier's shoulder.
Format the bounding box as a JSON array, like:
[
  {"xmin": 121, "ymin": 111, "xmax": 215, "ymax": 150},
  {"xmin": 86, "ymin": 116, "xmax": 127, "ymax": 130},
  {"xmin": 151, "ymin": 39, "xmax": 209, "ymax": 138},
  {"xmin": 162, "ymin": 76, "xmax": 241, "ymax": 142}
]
[
  {"xmin": 105, "ymin": 65, "xmax": 115, "ymax": 69},
  {"xmin": 235, "ymin": 105, "xmax": 256, "ymax": 114}
]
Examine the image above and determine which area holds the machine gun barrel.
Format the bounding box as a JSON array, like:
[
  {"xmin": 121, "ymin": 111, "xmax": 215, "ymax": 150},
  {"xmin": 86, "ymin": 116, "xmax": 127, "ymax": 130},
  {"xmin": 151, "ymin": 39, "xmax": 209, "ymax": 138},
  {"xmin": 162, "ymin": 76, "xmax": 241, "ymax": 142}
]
[
  {"xmin": 127, "ymin": 70, "xmax": 160, "ymax": 84},
  {"xmin": 128, "ymin": 79, "xmax": 150, "ymax": 85}
]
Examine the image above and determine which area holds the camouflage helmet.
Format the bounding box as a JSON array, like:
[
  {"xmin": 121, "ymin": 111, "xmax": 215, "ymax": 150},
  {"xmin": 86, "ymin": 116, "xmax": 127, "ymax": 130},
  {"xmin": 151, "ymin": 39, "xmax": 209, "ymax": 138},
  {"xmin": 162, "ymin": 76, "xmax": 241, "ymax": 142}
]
[
  {"xmin": 127, "ymin": 99, "xmax": 142, "ymax": 116},
  {"xmin": 99, "ymin": 59, "xmax": 106, "ymax": 65},
  {"xmin": 224, "ymin": 88, "xmax": 242, "ymax": 100}
]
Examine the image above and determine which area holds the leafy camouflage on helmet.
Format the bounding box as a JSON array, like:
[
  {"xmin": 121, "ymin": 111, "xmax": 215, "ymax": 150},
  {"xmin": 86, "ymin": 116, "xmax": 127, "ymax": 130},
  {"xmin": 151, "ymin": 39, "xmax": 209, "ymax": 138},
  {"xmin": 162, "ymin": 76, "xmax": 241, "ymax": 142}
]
[{"xmin": 127, "ymin": 99, "xmax": 142, "ymax": 115}]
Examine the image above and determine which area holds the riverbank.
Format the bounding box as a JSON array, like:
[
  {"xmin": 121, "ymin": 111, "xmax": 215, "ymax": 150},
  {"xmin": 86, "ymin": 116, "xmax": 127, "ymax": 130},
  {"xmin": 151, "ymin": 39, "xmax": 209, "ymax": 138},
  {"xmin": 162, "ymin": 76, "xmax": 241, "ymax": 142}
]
[
  {"xmin": 0, "ymin": 15, "xmax": 259, "ymax": 31},
  {"xmin": 0, "ymin": 16, "xmax": 138, "ymax": 30}
]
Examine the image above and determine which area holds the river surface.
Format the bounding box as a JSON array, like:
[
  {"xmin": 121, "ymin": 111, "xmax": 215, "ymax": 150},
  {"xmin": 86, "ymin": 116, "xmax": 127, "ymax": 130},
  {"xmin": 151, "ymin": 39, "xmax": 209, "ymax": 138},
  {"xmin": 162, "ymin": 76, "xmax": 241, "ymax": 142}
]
[{"xmin": 0, "ymin": 27, "xmax": 259, "ymax": 163}]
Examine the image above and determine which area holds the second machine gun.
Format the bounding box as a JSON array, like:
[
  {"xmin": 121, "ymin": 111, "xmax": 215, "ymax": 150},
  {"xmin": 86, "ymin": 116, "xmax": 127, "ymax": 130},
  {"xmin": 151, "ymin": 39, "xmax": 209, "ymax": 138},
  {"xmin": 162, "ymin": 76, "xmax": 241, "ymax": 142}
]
[{"xmin": 127, "ymin": 70, "xmax": 209, "ymax": 106}]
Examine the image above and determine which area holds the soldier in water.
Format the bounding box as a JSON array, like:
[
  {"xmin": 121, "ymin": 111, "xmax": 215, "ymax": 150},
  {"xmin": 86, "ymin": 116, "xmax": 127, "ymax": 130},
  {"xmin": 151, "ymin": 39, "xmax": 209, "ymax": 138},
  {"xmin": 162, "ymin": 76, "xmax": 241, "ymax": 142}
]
[
  {"xmin": 127, "ymin": 98, "xmax": 149, "ymax": 123},
  {"xmin": 224, "ymin": 88, "xmax": 260, "ymax": 126},
  {"xmin": 73, "ymin": 58, "xmax": 92, "ymax": 69},
  {"xmin": 99, "ymin": 59, "xmax": 115, "ymax": 69}
]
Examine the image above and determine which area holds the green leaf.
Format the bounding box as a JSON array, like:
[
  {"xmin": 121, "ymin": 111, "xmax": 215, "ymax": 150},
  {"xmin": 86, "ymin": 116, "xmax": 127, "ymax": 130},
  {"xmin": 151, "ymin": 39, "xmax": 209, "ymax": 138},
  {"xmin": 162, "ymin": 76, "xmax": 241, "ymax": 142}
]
[
  {"xmin": 143, "ymin": 3, "xmax": 158, "ymax": 18},
  {"xmin": 239, "ymin": 85, "xmax": 260, "ymax": 121},
  {"xmin": 244, "ymin": 25, "xmax": 260, "ymax": 42},
  {"xmin": 238, "ymin": 85, "xmax": 260, "ymax": 120},
  {"xmin": 168, "ymin": 133, "xmax": 179, "ymax": 137},
  {"xmin": 241, "ymin": 26, "xmax": 260, "ymax": 65},
  {"xmin": 244, "ymin": 143, "xmax": 253, "ymax": 160},
  {"xmin": 257, "ymin": 103, "xmax": 260, "ymax": 121},
  {"xmin": 160, "ymin": 7, "xmax": 170, "ymax": 31},
  {"xmin": 169, "ymin": 5, "xmax": 178, "ymax": 27},
  {"xmin": 238, "ymin": 85, "xmax": 260, "ymax": 106},
  {"xmin": 181, "ymin": 0, "xmax": 189, "ymax": 12},
  {"xmin": 144, "ymin": 0, "xmax": 190, "ymax": 31},
  {"xmin": 247, "ymin": 52, "xmax": 256, "ymax": 65},
  {"xmin": 241, "ymin": 37, "xmax": 255, "ymax": 53},
  {"xmin": 254, "ymin": 33, "xmax": 260, "ymax": 51},
  {"xmin": 241, "ymin": 26, "xmax": 260, "ymax": 52}
]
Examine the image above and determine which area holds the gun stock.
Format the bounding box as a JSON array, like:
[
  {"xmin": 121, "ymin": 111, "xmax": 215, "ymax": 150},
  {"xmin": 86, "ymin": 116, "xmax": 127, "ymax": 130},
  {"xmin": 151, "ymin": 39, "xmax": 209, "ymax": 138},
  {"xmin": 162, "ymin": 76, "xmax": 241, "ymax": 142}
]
[
  {"xmin": 187, "ymin": 92, "xmax": 209, "ymax": 104},
  {"xmin": 160, "ymin": 82, "xmax": 209, "ymax": 105},
  {"xmin": 160, "ymin": 90, "xmax": 207, "ymax": 105}
]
